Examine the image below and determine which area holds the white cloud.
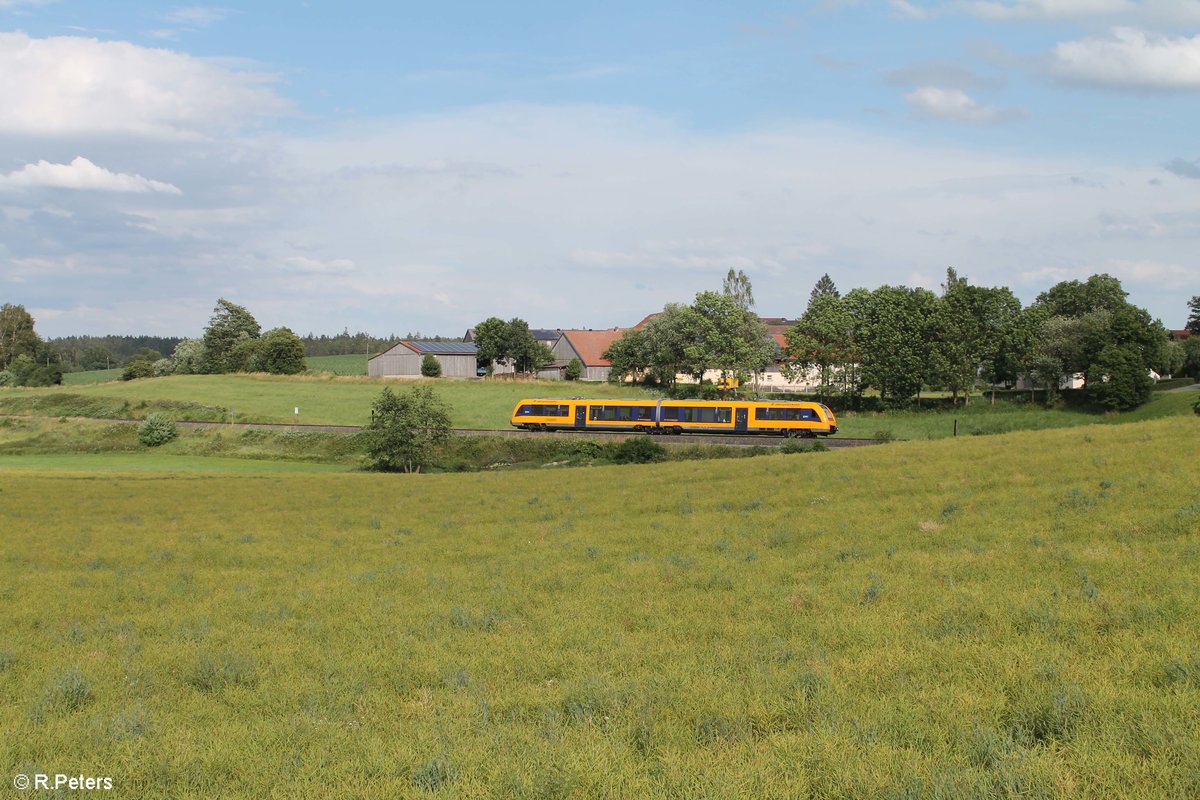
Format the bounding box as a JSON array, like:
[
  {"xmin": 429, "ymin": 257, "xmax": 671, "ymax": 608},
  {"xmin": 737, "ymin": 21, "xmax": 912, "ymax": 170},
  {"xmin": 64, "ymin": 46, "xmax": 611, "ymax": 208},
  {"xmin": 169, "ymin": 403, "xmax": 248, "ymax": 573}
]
[
  {"xmin": 5, "ymin": 103, "xmax": 1196, "ymax": 335},
  {"xmin": 0, "ymin": 156, "xmax": 182, "ymax": 194},
  {"xmin": 1052, "ymin": 28, "xmax": 1200, "ymax": 89},
  {"xmin": 904, "ymin": 86, "xmax": 1026, "ymax": 124},
  {"xmin": 926, "ymin": 0, "xmax": 1200, "ymax": 25},
  {"xmin": 961, "ymin": 0, "xmax": 1134, "ymax": 20},
  {"xmin": 164, "ymin": 6, "xmax": 231, "ymax": 26},
  {"xmin": 0, "ymin": 32, "xmax": 289, "ymax": 137},
  {"xmin": 890, "ymin": 0, "xmax": 933, "ymax": 17}
]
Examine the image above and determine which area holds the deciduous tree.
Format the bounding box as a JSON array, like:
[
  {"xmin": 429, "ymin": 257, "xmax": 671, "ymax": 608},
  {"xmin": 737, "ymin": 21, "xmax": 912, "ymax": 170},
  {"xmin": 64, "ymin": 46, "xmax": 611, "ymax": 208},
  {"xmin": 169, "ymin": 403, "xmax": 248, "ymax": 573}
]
[
  {"xmin": 0, "ymin": 303, "xmax": 40, "ymax": 369},
  {"xmin": 256, "ymin": 327, "xmax": 307, "ymax": 374},
  {"xmin": 201, "ymin": 299, "xmax": 261, "ymax": 374},
  {"xmin": 365, "ymin": 386, "xmax": 452, "ymax": 473}
]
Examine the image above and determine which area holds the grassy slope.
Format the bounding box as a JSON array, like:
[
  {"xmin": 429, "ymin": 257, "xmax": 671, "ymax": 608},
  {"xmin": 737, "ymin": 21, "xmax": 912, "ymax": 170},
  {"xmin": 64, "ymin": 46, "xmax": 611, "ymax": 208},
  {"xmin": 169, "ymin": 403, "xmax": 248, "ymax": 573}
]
[
  {"xmin": 0, "ymin": 453, "xmax": 344, "ymax": 474},
  {"xmin": 4, "ymin": 374, "xmax": 1196, "ymax": 439},
  {"xmin": 0, "ymin": 375, "xmax": 656, "ymax": 428},
  {"xmin": 1, "ymin": 416, "xmax": 1198, "ymax": 797},
  {"xmin": 837, "ymin": 389, "xmax": 1200, "ymax": 440}
]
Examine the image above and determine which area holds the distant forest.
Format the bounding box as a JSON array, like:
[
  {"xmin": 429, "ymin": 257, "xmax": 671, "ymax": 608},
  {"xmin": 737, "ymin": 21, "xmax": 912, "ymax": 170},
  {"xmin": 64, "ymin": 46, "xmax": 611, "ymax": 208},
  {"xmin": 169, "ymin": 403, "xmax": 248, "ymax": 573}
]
[{"xmin": 48, "ymin": 329, "xmax": 456, "ymax": 371}]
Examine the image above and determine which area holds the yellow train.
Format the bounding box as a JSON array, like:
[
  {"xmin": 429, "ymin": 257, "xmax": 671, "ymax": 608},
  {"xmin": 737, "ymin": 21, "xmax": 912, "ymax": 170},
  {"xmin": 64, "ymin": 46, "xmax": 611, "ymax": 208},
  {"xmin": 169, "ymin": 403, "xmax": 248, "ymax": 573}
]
[{"xmin": 511, "ymin": 398, "xmax": 838, "ymax": 437}]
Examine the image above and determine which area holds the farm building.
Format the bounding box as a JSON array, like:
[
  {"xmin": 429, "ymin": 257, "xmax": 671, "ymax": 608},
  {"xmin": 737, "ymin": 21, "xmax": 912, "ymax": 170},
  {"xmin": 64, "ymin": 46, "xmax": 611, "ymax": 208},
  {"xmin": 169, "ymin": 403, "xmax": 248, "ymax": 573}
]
[
  {"xmin": 368, "ymin": 340, "xmax": 479, "ymax": 378},
  {"xmin": 550, "ymin": 329, "xmax": 626, "ymax": 381}
]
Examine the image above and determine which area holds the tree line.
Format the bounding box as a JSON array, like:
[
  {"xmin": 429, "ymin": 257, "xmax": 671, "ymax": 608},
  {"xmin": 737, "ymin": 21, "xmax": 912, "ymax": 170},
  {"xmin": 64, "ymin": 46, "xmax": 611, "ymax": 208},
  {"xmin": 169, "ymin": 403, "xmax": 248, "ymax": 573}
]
[
  {"xmin": 603, "ymin": 270, "xmax": 775, "ymax": 390},
  {"xmin": 602, "ymin": 271, "xmax": 1200, "ymax": 412}
]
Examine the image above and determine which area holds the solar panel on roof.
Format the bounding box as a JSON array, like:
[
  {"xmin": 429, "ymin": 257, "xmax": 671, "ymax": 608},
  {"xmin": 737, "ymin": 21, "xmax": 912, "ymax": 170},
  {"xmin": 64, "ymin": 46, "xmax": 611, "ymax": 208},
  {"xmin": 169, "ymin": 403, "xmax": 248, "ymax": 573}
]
[{"xmin": 405, "ymin": 340, "xmax": 478, "ymax": 354}]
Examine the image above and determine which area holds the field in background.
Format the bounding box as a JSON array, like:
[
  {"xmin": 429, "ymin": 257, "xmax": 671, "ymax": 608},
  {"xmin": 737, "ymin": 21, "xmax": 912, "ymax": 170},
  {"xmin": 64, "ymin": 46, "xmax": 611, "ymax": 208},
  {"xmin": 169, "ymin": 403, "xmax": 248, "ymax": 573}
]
[
  {"xmin": 3, "ymin": 373, "xmax": 1196, "ymax": 439},
  {"xmin": 1, "ymin": 416, "xmax": 1197, "ymax": 797},
  {"xmin": 305, "ymin": 354, "xmax": 368, "ymax": 375},
  {"xmin": 62, "ymin": 368, "xmax": 122, "ymax": 385},
  {"xmin": 0, "ymin": 375, "xmax": 657, "ymax": 429},
  {"xmin": 842, "ymin": 389, "xmax": 1199, "ymax": 440}
]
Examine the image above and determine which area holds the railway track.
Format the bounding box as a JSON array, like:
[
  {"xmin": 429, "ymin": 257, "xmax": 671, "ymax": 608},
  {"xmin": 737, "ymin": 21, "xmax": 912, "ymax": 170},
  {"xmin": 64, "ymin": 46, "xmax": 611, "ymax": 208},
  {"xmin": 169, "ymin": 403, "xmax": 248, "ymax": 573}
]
[{"xmin": 2, "ymin": 414, "xmax": 882, "ymax": 449}]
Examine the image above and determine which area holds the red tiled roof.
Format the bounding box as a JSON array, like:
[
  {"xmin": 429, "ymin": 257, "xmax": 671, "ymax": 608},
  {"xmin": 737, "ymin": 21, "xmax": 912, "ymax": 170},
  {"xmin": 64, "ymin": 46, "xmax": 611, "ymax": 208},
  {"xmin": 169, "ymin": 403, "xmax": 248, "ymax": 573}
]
[
  {"xmin": 559, "ymin": 329, "xmax": 627, "ymax": 366},
  {"xmin": 1171, "ymin": 330, "xmax": 1192, "ymax": 341}
]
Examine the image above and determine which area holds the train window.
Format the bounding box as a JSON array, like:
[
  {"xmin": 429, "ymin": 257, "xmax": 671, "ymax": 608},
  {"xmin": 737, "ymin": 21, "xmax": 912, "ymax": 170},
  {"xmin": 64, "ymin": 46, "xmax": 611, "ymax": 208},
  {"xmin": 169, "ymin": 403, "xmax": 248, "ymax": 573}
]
[
  {"xmin": 634, "ymin": 406, "xmax": 655, "ymax": 420},
  {"xmin": 518, "ymin": 404, "xmax": 535, "ymax": 416},
  {"xmin": 755, "ymin": 406, "xmax": 822, "ymax": 421}
]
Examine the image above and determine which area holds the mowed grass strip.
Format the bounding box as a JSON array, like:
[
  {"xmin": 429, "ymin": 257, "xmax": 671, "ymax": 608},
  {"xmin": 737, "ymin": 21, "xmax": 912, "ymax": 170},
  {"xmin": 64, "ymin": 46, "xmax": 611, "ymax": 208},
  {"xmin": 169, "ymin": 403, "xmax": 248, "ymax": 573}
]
[{"xmin": 1, "ymin": 416, "xmax": 1198, "ymax": 797}]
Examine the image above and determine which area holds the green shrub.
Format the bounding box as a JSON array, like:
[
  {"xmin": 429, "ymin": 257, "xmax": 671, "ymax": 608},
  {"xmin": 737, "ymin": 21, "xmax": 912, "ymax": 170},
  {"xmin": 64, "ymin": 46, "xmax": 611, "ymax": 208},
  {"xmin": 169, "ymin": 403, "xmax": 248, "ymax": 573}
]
[
  {"xmin": 565, "ymin": 357, "xmax": 583, "ymax": 381},
  {"xmin": 0, "ymin": 370, "xmax": 12, "ymax": 386},
  {"xmin": 420, "ymin": 353, "xmax": 442, "ymax": 378},
  {"xmin": 612, "ymin": 436, "xmax": 667, "ymax": 464},
  {"xmin": 138, "ymin": 414, "xmax": 178, "ymax": 447},
  {"xmin": 121, "ymin": 359, "xmax": 154, "ymax": 381}
]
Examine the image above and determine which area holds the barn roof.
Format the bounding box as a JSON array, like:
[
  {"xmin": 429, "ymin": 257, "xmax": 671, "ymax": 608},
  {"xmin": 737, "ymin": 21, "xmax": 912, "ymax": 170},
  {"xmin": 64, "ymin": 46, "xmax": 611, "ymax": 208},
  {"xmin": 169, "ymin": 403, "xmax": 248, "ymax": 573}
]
[
  {"xmin": 401, "ymin": 340, "xmax": 478, "ymax": 355},
  {"xmin": 558, "ymin": 329, "xmax": 627, "ymax": 367}
]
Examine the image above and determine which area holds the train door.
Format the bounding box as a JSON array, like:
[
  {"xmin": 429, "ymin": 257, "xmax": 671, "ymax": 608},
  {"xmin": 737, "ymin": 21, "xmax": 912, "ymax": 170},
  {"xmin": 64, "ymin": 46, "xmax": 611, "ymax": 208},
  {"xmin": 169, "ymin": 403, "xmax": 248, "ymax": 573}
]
[
  {"xmin": 575, "ymin": 404, "xmax": 587, "ymax": 429},
  {"xmin": 735, "ymin": 407, "xmax": 748, "ymax": 431}
]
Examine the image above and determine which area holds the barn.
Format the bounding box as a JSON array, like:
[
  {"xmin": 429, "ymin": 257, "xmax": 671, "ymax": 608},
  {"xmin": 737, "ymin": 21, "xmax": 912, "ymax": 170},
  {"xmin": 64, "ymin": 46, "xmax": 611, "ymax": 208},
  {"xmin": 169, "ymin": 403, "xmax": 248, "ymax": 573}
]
[
  {"xmin": 550, "ymin": 329, "xmax": 627, "ymax": 382},
  {"xmin": 368, "ymin": 340, "xmax": 479, "ymax": 378}
]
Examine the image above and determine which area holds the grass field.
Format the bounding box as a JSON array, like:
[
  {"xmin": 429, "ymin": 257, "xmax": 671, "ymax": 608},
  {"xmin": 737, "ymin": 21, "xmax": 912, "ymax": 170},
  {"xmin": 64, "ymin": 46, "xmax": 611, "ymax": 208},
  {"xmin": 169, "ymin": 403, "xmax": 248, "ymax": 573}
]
[
  {"xmin": 1, "ymin": 415, "xmax": 1198, "ymax": 797},
  {"xmin": 0, "ymin": 375, "xmax": 658, "ymax": 428},
  {"xmin": 305, "ymin": 354, "xmax": 369, "ymax": 375},
  {"xmin": 3, "ymin": 374, "xmax": 1196, "ymax": 440},
  {"xmin": 61, "ymin": 368, "xmax": 122, "ymax": 386},
  {"xmin": 842, "ymin": 389, "xmax": 1200, "ymax": 440}
]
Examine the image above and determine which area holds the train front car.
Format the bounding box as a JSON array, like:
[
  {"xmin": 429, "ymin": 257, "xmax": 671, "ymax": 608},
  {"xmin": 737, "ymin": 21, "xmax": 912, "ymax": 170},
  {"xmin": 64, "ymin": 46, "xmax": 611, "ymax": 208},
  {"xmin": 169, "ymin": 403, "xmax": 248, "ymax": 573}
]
[
  {"xmin": 817, "ymin": 403, "xmax": 838, "ymax": 435},
  {"xmin": 745, "ymin": 400, "xmax": 838, "ymax": 438},
  {"xmin": 510, "ymin": 399, "xmax": 574, "ymax": 431}
]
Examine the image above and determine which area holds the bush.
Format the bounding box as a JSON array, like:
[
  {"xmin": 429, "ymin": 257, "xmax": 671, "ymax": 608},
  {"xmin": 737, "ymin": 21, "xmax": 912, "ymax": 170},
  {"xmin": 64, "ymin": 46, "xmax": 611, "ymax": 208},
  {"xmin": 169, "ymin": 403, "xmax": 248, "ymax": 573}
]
[
  {"xmin": 612, "ymin": 436, "xmax": 667, "ymax": 464},
  {"xmin": 780, "ymin": 438, "xmax": 826, "ymax": 454},
  {"xmin": 121, "ymin": 358, "xmax": 154, "ymax": 381},
  {"xmin": 256, "ymin": 327, "xmax": 306, "ymax": 374},
  {"xmin": 138, "ymin": 414, "xmax": 178, "ymax": 447},
  {"xmin": 0, "ymin": 370, "xmax": 13, "ymax": 387},
  {"xmin": 565, "ymin": 358, "xmax": 583, "ymax": 381},
  {"xmin": 420, "ymin": 353, "xmax": 442, "ymax": 378},
  {"xmin": 1194, "ymin": 398, "xmax": 1200, "ymax": 416}
]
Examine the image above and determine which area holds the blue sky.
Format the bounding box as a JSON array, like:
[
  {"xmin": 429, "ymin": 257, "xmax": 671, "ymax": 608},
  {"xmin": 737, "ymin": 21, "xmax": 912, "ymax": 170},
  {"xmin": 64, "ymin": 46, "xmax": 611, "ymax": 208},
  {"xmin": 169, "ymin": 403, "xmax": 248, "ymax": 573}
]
[{"xmin": 1, "ymin": 0, "xmax": 1198, "ymax": 337}]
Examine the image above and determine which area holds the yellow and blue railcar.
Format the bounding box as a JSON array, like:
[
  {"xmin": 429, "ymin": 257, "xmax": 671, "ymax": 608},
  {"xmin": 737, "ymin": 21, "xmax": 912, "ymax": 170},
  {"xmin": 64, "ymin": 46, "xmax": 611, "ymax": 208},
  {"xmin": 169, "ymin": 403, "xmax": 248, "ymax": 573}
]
[{"xmin": 510, "ymin": 398, "xmax": 837, "ymax": 437}]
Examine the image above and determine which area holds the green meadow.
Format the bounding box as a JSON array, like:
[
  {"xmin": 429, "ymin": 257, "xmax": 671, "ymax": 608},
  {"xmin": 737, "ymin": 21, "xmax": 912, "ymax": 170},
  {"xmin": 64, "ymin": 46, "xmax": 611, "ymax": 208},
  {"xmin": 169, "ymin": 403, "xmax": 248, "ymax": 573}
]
[
  {"xmin": 1, "ymin": 415, "xmax": 1198, "ymax": 797},
  {"xmin": 305, "ymin": 354, "xmax": 370, "ymax": 375},
  {"xmin": 0, "ymin": 375, "xmax": 656, "ymax": 429},
  {"xmin": 3, "ymin": 373, "xmax": 1196, "ymax": 440}
]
